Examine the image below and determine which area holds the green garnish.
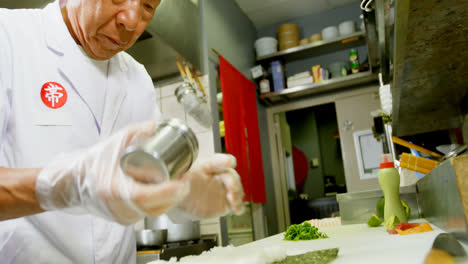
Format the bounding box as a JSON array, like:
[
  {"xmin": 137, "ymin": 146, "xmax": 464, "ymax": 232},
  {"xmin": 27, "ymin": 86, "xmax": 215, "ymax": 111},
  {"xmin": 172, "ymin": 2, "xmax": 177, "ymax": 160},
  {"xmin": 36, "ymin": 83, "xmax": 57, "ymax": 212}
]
[
  {"xmin": 274, "ymin": 248, "xmax": 339, "ymax": 264},
  {"xmin": 284, "ymin": 222, "xmax": 328, "ymax": 241},
  {"xmin": 367, "ymin": 214, "xmax": 383, "ymax": 227},
  {"xmin": 384, "ymin": 214, "xmax": 400, "ymax": 230}
]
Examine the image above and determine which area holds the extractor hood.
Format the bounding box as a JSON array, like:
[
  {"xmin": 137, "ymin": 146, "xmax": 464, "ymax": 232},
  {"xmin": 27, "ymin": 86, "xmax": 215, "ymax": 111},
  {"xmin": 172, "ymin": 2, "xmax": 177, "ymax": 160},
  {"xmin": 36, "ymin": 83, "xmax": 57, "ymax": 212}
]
[
  {"xmin": 127, "ymin": 0, "xmax": 203, "ymax": 80},
  {"xmin": 391, "ymin": 0, "xmax": 468, "ymax": 137},
  {"xmin": 2, "ymin": 0, "xmax": 203, "ymax": 80}
]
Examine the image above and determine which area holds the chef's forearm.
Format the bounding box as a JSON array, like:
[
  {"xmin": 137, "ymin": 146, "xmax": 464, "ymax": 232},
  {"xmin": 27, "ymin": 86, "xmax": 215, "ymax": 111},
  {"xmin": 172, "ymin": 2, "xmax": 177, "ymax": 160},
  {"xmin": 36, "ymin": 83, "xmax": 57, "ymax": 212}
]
[{"xmin": 0, "ymin": 167, "xmax": 44, "ymax": 220}]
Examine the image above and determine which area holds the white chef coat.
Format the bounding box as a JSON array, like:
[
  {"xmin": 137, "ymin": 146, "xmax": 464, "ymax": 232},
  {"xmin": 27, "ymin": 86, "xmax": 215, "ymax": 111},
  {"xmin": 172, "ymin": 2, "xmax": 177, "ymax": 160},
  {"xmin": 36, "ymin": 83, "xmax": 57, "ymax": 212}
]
[
  {"xmin": 76, "ymin": 45, "xmax": 110, "ymax": 125},
  {"xmin": 0, "ymin": 1, "xmax": 162, "ymax": 263}
]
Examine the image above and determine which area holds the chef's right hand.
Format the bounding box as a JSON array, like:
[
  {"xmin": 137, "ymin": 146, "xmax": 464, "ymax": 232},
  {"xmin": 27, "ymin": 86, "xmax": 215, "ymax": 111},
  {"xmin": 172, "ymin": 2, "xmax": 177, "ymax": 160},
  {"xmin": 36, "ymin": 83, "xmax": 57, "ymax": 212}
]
[{"xmin": 35, "ymin": 121, "xmax": 190, "ymax": 225}]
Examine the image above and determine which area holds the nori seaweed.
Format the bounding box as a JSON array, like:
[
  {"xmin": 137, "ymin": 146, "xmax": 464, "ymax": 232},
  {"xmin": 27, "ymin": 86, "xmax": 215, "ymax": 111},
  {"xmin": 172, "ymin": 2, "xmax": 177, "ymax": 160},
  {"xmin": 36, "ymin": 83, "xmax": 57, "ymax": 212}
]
[{"xmin": 273, "ymin": 248, "xmax": 339, "ymax": 264}]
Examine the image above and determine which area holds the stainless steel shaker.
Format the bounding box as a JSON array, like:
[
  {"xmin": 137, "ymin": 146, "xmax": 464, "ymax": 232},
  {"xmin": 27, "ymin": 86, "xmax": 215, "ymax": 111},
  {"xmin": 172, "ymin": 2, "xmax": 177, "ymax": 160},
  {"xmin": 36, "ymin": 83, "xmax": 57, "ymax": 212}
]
[{"xmin": 120, "ymin": 118, "xmax": 199, "ymax": 183}]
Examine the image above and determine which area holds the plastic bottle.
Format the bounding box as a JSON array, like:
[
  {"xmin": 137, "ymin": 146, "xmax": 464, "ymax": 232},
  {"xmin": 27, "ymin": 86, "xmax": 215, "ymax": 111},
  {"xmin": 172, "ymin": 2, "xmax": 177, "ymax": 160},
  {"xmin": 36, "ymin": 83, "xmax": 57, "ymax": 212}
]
[
  {"xmin": 349, "ymin": 49, "xmax": 360, "ymax": 74},
  {"xmin": 378, "ymin": 154, "xmax": 408, "ymax": 223}
]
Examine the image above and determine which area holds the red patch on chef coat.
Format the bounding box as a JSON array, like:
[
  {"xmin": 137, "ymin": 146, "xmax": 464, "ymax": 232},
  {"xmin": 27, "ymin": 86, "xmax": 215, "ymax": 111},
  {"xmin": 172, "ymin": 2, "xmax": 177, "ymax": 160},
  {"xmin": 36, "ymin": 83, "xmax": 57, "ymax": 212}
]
[{"xmin": 40, "ymin": 82, "xmax": 68, "ymax": 109}]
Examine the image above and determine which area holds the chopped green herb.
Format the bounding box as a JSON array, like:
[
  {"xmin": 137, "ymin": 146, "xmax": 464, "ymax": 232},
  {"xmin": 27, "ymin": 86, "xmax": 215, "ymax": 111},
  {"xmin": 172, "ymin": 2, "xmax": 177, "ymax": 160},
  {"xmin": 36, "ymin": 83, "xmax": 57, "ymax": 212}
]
[
  {"xmin": 283, "ymin": 222, "xmax": 328, "ymax": 241},
  {"xmin": 274, "ymin": 248, "xmax": 339, "ymax": 264}
]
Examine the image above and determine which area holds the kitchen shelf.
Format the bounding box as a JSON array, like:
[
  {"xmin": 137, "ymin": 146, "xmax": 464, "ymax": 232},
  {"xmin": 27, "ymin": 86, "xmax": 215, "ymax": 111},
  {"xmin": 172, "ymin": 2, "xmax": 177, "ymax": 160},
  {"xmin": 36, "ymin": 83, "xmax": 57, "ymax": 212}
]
[
  {"xmin": 256, "ymin": 31, "xmax": 367, "ymax": 64},
  {"xmin": 259, "ymin": 71, "xmax": 378, "ymax": 105}
]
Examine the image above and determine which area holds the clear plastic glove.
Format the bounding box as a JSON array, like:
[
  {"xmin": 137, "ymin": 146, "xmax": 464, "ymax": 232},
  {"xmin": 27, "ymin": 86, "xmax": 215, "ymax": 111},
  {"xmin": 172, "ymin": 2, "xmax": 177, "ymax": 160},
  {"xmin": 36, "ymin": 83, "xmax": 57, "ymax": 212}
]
[
  {"xmin": 36, "ymin": 121, "xmax": 190, "ymax": 225},
  {"xmin": 177, "ymin": 154, "xmax": 245, "ymax": 218}
]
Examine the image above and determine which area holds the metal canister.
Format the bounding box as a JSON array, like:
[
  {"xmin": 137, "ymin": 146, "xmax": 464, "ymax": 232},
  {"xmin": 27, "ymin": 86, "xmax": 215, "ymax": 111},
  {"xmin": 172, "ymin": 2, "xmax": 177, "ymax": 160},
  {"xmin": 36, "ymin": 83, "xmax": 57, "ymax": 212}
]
[{"xmin": 120, "ymin": 118, "xmax": 199, "ymax": 183}]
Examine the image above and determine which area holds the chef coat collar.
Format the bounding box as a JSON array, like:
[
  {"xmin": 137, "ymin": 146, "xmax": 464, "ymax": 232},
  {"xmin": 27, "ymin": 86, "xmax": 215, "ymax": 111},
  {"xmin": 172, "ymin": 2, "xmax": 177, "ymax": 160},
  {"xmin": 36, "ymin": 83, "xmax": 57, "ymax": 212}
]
[{"xmin": 42, "ymin": 0, "xmax": 128, "ymax": 72}]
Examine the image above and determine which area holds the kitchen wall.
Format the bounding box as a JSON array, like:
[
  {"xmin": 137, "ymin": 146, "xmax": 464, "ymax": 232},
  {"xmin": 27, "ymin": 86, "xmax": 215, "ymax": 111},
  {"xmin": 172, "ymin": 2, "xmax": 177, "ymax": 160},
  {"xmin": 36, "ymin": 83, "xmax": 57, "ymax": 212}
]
[
  {"xmin": 155, "ymin": 76, "xmax": 223, "ymax": 239},
  {"xmin": 256, "ymin": 1, "xmax": 367, "ymax": 77},
  {"xmin": 200, "ymin": 0, "xmax": 279, "ymax": 238},
  {"xmin": 135, "ymin": 76, "xmax": 223, "ymax": 242}
]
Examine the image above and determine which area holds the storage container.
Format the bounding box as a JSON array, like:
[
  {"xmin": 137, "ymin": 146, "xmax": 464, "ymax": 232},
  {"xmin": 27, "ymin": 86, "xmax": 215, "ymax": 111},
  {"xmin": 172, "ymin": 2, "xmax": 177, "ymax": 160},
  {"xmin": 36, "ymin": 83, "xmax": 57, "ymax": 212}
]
[
  {"xmin": 321, "ymin": 26, "xmax": 339, "ymax": 40},
  {"xmin": 278, "ymin": 23, "xmax": 299, "ymax": 50},
  {"xmin": 338, "ymin": 20, "xmax": 356, "ymax": 35},
  {"xmin": 309, "ymin": 33, "xmax": 322, "ymax": 43},
  {"xmin": 254, "ymin": 37, "xmax": 278, "ymax": 57},
  {"xmin": 271, "ymin": 60, "xmax": 285, "ymax": 92},
  {"xmin": 278, "ymin": 23, "xmax": 299, "ymax": 33}
]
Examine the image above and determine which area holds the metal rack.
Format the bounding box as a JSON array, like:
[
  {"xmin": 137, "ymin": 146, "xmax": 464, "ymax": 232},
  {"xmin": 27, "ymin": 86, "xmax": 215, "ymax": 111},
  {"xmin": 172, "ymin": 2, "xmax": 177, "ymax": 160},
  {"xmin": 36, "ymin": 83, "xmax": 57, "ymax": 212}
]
[
  {"xmin": 259, "ymin": 71, "xmax": 378, "ymax": 105},
  {"xmin": 256, "ymin": 31, "xmax": 367, "ymax": 64}
]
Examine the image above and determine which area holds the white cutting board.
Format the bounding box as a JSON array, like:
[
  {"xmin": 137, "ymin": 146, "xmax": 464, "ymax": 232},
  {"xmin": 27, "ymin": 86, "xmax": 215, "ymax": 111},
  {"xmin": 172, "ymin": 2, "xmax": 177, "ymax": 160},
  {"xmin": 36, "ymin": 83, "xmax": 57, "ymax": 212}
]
[{"xmin": 239, "ymin": 220, "xmax": 468, "ymax": 264}]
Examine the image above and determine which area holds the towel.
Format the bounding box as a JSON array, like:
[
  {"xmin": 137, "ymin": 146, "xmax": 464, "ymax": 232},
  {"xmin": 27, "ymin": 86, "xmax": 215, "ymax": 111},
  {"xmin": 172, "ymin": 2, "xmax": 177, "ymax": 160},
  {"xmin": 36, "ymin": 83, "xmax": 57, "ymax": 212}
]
[{"xmin": 219, "ymin": 55, "xmax": 266, "ymax": 203}]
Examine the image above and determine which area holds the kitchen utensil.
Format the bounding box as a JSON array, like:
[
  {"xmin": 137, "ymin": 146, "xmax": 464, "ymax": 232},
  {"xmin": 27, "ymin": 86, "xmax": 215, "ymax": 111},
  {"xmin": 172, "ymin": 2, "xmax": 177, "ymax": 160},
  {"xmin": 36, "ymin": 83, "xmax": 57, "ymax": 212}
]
[
  {"xmin": 135, "ymin": 229, "xmax": 168, "ymax": 247},
  {"xmin": 441, "ymin": 145, "xmax": 467, "ymax": 161},
  {"xmin": 338, "ymin": 20, "xmax": 356, "ymax": 35},
  {"xmin": 360, "ymin": 0, "xmax": 374, "ymax": 12},
  {"xmin": 254, "ymin": 37, "xmax": 278, "ymax": 57},
  {"xmin": 400, "ymin": 153, "xmax": 440, "ymax": 174},
  {"xmin": 145, "ymin": 215, "xmax": 200, "ymax": 243},
  {"xmin": 321, "ymin": 26, "xmax": 339, "ymax": 40},
  {"xmin": 175, "ymin": 81, "xmax": 213, "ymax": 128},
  {"xmin": 424, "ymin": 233, "xmax": 466, "ymax": 264},
  {"xmin": 392, "ymin": 136, "xmax": 443, "ymax": 159},
  {"xmin": 191, "ymin": 68, "xmax": 206, "ymax": 97},
  {"xmin": 120, "ymin": 118, "xmax": 199, "ymax": 183},
  {"xmin": 379, "ymin": 83, "xmax": 392, "ymax": 115},
  {"xmin": 176, "ymin": 60, "xmax": 186, "ymax": 79}
]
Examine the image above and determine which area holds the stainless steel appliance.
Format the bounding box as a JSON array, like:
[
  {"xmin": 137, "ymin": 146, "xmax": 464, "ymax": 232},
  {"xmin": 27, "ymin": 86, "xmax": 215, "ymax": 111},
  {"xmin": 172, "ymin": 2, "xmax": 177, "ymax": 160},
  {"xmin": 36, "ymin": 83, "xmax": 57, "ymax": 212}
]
[
  {"xmin": 136, "ymin": 235, "xmax": 218, "ymax": 264},
  {"xmin": 145, "ymin": 215, "xmax": 200, "ymax": 243},
  {"xmin": 136, "ymin": 229, "xmax": 168, "ymax": 248}
]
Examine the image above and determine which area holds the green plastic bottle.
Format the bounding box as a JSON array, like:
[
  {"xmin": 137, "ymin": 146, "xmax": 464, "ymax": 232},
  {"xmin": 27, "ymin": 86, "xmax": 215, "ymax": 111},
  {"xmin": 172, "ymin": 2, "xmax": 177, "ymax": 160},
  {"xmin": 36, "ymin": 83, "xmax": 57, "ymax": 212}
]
[{"xmin": 378, "ymin": 154, "xmax": 408, "ymax": 223}]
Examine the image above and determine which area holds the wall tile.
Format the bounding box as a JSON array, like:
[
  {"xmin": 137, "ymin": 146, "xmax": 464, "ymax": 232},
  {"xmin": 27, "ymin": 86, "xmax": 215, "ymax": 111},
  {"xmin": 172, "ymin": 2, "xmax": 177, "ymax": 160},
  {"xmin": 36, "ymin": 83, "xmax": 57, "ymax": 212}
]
[
  {"xmin": 200, "ymin": 217, "xmax": 220, "ymax": 225},
  {"xmin": 160, "ymin": 95, "xmax": 186, "ymax": 121},
  {"xmin": 196, "ymin": 130, "xmax": 215, "ymax": 160},
  {"xmin": 161, "ymin": 82, "xmax": 182, "ymax": 98},
  {"xmin": 200, "ymin": 223, "xmax": 220, "ymax": 236},
  {"xmin": 134, "ymin": 219, "xmax": 144, "ymax": 231},
  {"xmin": 186, "ymin": 110, "xmax": 211, "ymax": 134}
]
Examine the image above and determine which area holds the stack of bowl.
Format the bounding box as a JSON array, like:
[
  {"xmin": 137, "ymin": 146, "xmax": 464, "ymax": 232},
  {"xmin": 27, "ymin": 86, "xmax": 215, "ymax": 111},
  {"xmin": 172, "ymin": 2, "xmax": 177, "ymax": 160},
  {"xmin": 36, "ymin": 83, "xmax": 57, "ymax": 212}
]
[
  {"xmin": 278, "ymin": 23, "xmax": 299, "ymax": 50},
  {"xmin": 254, "ymin": 37, "xmax": 278, "ymax": 57}
]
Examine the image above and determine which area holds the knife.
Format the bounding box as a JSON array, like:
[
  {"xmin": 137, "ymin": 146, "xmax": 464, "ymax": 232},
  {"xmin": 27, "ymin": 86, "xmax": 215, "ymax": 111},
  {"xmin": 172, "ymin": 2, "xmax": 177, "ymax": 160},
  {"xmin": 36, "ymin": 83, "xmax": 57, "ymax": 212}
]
[{"xmin": 424, "ymin": 233, "xmax": 466, "ymax": 264}]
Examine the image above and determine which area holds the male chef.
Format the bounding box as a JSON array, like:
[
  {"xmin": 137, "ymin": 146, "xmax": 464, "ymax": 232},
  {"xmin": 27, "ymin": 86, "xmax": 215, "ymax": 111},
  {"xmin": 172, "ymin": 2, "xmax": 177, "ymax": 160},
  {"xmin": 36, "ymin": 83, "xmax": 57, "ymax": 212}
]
[{"xmin": 0, "ymin": 0, "xmax": 244, "ymax": 263}]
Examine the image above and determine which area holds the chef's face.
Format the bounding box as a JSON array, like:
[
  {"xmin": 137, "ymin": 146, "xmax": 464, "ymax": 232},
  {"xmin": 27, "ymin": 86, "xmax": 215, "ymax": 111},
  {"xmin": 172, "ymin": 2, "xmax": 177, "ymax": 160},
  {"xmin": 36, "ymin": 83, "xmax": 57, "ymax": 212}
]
[{"xmin": 62, "ymin": 0, "xmax": 161, "ymax": 60}]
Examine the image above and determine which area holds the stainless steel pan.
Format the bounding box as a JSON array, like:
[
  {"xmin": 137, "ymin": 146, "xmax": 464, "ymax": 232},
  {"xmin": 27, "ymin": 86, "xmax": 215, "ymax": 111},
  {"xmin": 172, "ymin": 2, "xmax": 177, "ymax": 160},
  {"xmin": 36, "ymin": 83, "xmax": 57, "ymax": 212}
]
[{"xmin": 135, "ymin": 229, "xmax": 168, "ymax": 247}]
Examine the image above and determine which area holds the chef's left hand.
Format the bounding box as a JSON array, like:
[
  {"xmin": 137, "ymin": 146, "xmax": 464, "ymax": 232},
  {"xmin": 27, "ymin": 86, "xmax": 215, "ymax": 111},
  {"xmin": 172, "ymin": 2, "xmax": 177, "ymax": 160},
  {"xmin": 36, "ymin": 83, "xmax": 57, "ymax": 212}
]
[{"xmin": 177, "ymin": 154, "xmax": 245, "ymax": 218}]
